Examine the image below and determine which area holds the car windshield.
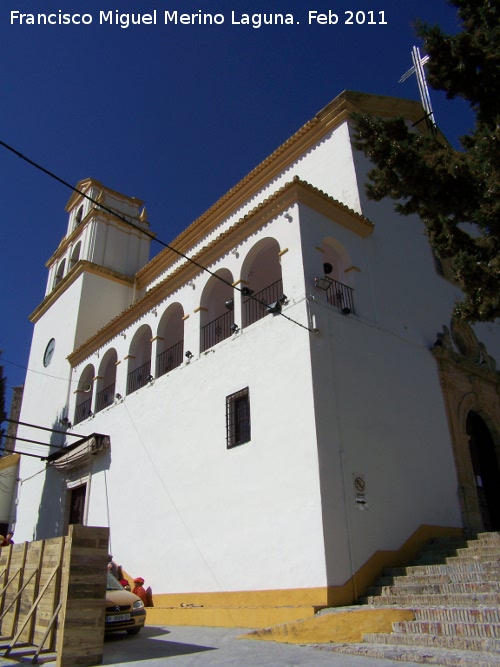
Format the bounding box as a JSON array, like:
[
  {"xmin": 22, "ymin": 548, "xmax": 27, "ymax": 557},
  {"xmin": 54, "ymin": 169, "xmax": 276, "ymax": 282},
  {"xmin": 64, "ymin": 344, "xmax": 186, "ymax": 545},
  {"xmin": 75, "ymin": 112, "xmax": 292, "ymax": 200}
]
[{"xmin": 107, "ymin": 573, "xmax": 124, "ymax": 591}]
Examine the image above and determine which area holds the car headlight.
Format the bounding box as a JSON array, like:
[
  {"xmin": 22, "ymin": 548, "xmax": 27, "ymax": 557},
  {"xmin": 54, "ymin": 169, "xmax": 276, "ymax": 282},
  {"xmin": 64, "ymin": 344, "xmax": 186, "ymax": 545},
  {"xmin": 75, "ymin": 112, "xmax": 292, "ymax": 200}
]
[{"xmin": 133, "ymin": 600, "xmax": 144, "ymax": 610}]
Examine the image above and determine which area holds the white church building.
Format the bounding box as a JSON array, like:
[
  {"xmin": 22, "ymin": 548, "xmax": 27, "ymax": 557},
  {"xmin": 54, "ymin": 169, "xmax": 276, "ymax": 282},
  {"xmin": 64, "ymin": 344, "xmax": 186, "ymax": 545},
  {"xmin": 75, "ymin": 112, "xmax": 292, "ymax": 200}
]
[{"xmin": 10, "ymin": 91, "xmax": 500, "ymax": 626}]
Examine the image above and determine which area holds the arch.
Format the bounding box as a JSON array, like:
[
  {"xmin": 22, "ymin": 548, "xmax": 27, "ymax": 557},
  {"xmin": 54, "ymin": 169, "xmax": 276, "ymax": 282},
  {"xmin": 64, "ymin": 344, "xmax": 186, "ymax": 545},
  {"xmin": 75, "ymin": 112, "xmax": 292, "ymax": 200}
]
[
  {"xmin": 319, "ymin": 237, "xmax": 355, "ymax": 313},
  {"xmin": 127, "ymin": 325, "xmax": 152, "ymax": 394},
  {"xmin": 95, "ymin": 349, "xmax": 118, "ymax": 413},
  {"xmin": 156, "ymin": 303, "xmax": 184, "ymax": 377},
  {"xmin": 466, "ymin": 411, "xmax": 500, "ymax": 530},
  {"xmin": 69, "ymin": 242, "xmax": 82, "ymax": 271},
  {"xmin": 74, "ymin": 364, "xmax": 94, "ymax": 425},
  {"xmin": 200, "ymin": 269, "xmax": 234, "ymax": 352},
  {"xmin": 75, "ymin": 205, "xmax": 84, "ymax": 227},
  {"xmin": 240, "ymin": 238, "xmax": 283, "ymax": 328},
  {"xmin": 53, "ymin": 259, "xmax": 66, "ymax": 289}
]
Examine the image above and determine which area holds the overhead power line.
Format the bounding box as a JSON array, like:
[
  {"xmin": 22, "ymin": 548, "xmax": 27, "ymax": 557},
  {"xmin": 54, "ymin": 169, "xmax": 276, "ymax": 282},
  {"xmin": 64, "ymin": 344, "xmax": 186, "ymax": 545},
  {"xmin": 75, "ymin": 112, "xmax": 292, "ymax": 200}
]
[{"xmin": 0, "ymin": 139, "xmax": 315, "ymax": 333}]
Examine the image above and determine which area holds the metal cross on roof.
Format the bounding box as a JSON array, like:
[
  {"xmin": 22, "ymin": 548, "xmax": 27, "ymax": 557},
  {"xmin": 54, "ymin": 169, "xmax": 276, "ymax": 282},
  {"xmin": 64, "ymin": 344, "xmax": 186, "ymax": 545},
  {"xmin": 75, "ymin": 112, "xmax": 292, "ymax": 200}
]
[{"xmin": 399, "ymin": 46, "xmax": 437, "ymax": 132}]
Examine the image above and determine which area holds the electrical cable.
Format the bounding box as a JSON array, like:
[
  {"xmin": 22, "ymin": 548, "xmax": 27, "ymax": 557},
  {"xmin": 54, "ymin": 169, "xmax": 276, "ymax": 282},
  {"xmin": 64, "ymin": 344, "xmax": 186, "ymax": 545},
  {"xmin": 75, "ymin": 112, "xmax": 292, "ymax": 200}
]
[
  {"xmin": 0, "ymin": 139, "xmax": 316, "ymax": 334},
  {"xmin": 1, "ymin": 357, "xmax": 85, "ymax": 385},
  {"xmin": 120, "ymin": 402, "xmax": 240, "ymax": 623}
]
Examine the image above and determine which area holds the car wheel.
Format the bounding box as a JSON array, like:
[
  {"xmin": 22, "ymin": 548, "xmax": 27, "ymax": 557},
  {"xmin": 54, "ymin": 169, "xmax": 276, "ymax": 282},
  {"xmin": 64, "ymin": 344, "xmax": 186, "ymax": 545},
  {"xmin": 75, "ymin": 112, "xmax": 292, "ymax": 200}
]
[{"xmin": 127, "ymin": 627, "xmax": 142, "ymax": 635}]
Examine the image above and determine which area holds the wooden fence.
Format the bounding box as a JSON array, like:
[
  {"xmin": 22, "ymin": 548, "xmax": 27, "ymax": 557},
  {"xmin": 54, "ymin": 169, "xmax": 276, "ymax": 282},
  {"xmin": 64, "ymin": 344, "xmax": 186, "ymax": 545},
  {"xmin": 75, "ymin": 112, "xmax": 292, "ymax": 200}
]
[{"xmin": 0, "ymin": 525, "xmax": 109, "ymax": 667}]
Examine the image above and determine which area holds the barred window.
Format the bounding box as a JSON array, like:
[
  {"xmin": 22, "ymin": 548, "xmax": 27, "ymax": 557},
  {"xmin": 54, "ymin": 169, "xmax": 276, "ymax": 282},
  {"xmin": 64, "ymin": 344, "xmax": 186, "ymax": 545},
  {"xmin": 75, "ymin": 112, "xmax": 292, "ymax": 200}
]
[{"xmin": 226, "ymin": 388, "xmax": 251, "ymax": 449}]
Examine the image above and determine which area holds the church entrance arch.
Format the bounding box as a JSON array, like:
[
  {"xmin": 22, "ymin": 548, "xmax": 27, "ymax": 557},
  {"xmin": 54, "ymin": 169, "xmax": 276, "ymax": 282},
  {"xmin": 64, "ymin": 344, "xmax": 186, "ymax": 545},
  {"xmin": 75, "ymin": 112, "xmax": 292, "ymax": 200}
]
[
  {"xmin": 431, "ymin": 318, "xmax": 500, "ymax": 533},
  {"xmin": 467, "ymin": 411, "xmax": 500, "ymax": 530}
]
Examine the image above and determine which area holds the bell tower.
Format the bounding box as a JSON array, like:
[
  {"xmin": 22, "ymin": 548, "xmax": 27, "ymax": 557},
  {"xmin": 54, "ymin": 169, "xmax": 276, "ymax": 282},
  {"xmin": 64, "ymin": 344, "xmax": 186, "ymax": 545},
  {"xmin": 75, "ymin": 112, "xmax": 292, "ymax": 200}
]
[
  {"xmin": 15, "ymin": 179, "xmax": 154, "ymax": 539},
  {"xmin": 46, "ymin": 178, "xmax": 152, "ymax": 296}
]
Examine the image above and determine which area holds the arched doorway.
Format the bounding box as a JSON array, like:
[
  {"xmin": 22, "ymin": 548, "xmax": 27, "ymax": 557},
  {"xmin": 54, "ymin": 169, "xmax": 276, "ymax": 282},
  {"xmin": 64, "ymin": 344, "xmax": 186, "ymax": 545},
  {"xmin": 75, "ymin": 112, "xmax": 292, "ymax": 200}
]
[{"xmin": 467, "ymin": 411, "xmax": 500, "ymax": 530}]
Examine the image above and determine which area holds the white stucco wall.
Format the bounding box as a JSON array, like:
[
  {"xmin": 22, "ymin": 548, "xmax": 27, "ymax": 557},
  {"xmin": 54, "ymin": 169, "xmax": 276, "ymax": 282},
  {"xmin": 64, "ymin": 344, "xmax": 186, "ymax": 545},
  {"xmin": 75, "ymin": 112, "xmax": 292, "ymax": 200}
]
[
  {"xmin": 86, "ymin": 308, "xmax": 327, "ymax": 593},
  {"xmin": 13, "ymin": 96, "xmax": 499, "ymax": 599}
]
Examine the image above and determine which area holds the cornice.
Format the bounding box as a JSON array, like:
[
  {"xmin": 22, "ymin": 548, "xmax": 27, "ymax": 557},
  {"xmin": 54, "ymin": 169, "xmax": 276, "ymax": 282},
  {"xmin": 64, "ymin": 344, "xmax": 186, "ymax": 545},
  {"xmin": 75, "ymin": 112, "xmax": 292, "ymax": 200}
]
[
  {"xmin": 431, "ymin": 346, "xmax": 499, "ymax": 386},
  {"xmin": 30, "ymin": 261, "xmax": 134, "ymax": 324},
  {"xmin": 137, "ymin": 90, "xmax": 422, "ymax": 287},
  {"xmin": 67, "ymin": 177, "xmax": 373, "ymax": 367},
  {"xmin": 65, "ymin": 177, "xmax": 144, "ymax": 213},
  {"xmin": 47, "ymin": 208, "xmax": 154, "ymax": 267}
]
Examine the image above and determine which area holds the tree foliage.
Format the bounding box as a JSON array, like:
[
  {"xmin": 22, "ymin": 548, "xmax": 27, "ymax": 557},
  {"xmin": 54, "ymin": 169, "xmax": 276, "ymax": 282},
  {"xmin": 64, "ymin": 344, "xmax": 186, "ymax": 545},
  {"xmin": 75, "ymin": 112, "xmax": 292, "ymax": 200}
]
[{"xmin": 352, "ymin": 0, "xmax": 500, "ymax": 322}]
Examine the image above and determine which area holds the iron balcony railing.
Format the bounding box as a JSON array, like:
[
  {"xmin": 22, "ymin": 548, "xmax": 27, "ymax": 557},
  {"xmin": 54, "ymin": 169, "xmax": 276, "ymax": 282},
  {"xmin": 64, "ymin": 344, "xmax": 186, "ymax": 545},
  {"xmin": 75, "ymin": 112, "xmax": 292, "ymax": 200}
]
[
  {"xmin": 201, "ymin": 310, "xmax": 234, "ymax": 352},
  {"xmin": 74, "ymin": 398, "xmax": 92, "ymax": 425},
  {"xmin": 243, "ymin": 278, "xmax": 283, "ymax": 327},
  {"xmin": 324, "ymin": 277, "xmax": 355, "ymax": 314},
  {"xmin": 127, "ymin": 360, "xmax": 152, "ymax": 395},
  {"xmin": 95, "ymin": 382, "xmax": 116, "ymax": 413},
  {"xmin": 157, "ymin": 339, "xmax": 184, "ymax": 377}
]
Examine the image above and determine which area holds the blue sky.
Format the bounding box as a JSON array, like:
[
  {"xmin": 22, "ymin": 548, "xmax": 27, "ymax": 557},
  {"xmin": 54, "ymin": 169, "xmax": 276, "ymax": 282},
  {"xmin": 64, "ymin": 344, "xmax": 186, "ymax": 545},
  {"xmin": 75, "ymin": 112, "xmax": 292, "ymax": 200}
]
[{"xmin": 1, "ymin": 0, "xmax": 473, "ymax": 409}]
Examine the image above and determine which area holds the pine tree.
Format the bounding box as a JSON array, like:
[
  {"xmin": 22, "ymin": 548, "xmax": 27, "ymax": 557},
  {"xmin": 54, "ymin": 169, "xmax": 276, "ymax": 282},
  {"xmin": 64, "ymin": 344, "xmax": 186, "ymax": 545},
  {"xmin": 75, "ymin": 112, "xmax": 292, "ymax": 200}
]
[{"xmin": 352, "ymin": 0, "xmax": 500, "ymax": 322}]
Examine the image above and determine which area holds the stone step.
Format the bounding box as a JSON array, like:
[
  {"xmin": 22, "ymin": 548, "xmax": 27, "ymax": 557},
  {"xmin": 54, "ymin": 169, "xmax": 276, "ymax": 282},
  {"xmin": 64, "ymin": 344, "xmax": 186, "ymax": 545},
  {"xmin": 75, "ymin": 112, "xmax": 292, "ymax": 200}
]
[
  {"xmin": 446, "ymin": 551, "xmax": 500, "ymax": 565},
  {"xmin": 367, "ymin": 582, "xmax": 500, "ymax": 597},
  {"xmin": 392, "ymin": 619, "xmax": 500, "ymax": 638},
  {"xmin": 383, "ymin": 561, "xmax": 500, "ymax": 578},
  {"xmin": 343, "ymin": 533, "xmax": 500, "ymax": 664},
  {"xmin": 328, "ymin": 642, "xmax": 500, "ymax": 666},
  {"xmin": 363, "ymin": 631, "xmax": 500, "ymax": 653},
  {"xmin": 411, "ymin": 550, "xmax": 500, "ymax": 566},
  {"xmin": 360, "ymin": 592, "xmax": 500, "ymax": 606},
  {"xmin": 414, "ymin": 607, "xmax": 500, "ymax": 624},
  {"xmin": 476, "ymin": 532, "xmax": 500, "ymax": 542},
  {"xmin": 376, "ymin": 571, "xmax": 500, "ymax": 587}
]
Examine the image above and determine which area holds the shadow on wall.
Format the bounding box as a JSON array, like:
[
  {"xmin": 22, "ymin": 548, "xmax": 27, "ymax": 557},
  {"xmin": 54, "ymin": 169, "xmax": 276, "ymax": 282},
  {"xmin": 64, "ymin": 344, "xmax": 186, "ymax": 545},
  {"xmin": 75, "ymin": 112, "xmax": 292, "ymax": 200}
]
[{"xmin": 35, "ymin": 417, "xmax": 111, "ymax": 540}]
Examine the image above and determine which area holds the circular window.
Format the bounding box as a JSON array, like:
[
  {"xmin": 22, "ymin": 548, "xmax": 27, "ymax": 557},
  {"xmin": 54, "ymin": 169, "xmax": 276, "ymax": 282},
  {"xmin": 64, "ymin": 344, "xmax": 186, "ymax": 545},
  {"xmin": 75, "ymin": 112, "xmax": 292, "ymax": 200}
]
[{"xmin": 43, "ymin": 339, "xmax": 56, "ymax": 367}]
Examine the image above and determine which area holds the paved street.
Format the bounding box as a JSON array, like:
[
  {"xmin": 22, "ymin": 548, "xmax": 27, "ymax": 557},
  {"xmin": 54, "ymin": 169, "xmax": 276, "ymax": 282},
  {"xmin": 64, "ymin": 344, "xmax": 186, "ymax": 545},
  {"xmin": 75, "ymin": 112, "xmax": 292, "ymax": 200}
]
[{"xmin": 102, "ymin": 625, "xmax": 442, "ymax": 667}]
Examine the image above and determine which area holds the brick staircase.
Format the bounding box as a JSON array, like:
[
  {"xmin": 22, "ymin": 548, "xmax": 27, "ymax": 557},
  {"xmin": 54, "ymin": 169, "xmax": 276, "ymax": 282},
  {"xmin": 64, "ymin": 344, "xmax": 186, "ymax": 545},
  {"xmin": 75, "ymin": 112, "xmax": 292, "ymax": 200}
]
[{"xmin": 329, "ymin": 532, "xmax": 500, "ymax": 666}]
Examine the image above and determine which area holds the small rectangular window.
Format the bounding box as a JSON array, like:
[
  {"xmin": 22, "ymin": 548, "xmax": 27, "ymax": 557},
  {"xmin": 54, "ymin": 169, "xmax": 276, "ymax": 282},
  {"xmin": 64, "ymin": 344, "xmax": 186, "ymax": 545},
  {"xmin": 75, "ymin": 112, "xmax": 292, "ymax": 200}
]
[{"xmin": 226, "ymin": 388, "xmax": 251, "ymax": 449}]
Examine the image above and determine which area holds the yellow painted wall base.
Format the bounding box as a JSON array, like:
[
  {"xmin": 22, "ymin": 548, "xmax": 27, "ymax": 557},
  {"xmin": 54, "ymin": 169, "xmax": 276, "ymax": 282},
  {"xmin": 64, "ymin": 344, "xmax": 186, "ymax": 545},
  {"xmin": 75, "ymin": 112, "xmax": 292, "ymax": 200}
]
[
  {"xmin": 142, "ymin": 525, "xmax": 462, "ymax": 630},
  {"xmin": 145, "ymin": 605, "xmax": 319, "ymax": 629},
  {"xmin": 241, "ymin": 607, "xmax": 416, "ymax": 644}
]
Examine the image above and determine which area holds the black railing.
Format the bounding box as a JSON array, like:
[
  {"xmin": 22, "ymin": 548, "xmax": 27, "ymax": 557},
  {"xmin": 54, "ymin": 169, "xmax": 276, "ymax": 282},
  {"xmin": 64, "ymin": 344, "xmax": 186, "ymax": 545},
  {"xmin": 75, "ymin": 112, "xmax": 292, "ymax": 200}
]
[
  {"xmin": 157, "ymin": 340, "xmax": 184, "ymax": 377},
  {"xmin": 325, "ymin": 277, "xmax": 355, "ymax": 314},
  {"xmin": 95, "ymin": 382, "xmax": 115, "ymax": 413},
  {"xmin": 74, "ymin": 398, "xmax": 92, "ymax": 425},
  {"xmin": 127, "ymin": 360, "xmax": 152, "ymax": 395},
  {"xmin": 243, "ymin": 278, "xmax": 283, "ymax": 327},
  {"xmin": 201, "ymin": 310, "xmax": 234, "ymax": 352}
]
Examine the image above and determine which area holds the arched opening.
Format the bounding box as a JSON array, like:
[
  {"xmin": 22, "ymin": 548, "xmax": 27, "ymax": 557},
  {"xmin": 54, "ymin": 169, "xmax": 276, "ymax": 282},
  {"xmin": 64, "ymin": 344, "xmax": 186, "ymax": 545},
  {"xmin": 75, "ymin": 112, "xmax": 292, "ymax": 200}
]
[
  {"xmin": 69, "ymin": 242, "xmax": 82, "ymax": 270},
  {"xmin": 200, "ymin": 269, "xmax": 234, "ymax": 352},
  {"xmin": 53, "ymin": 259, "xmax": 66, "ymax": 289},
  {"xmin": 127, "ymin": 326, "xmax": 152, "ymax": 394},
  {"xmin": 318, "ymin": 238, "xmax": 355, "ymax": 313},
  {"xmin": 74, "ymin": 365, "xmax": 94, "ymax": 425},
  {"xmin": 467, "ymin": 411, "xmax": 500, "ymax": 530},
  {"xmin": 75, "ymin": 205, "xmax": 84, "ymax": 228},
  {"xmin": 240, "ymin": 238, "xmax": 283, "ymax": 328},
  {"xmin": 96, "ymin": 349, "xmax": 118, "ymax": 412},
  {"xmin": 156, "ymin": 303, "xmax": 184, "ymax": 377}
]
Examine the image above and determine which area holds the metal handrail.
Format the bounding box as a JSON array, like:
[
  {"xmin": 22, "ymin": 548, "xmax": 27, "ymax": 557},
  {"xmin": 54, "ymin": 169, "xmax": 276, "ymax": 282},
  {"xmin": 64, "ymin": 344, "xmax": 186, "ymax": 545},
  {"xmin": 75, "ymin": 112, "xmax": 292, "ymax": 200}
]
[
  {"xmin": 157, "ymin": 340, "xmax": 184, "ymax": 377},
  {"xmin": 95, "ymin": 383, "xmax": 115, "ymax": 413},
  {"xmin": 201, "ymin": 310, "xmax": 234, "ymax": 352},
  {"xmin": 243, "ymin": 278, "xmax": 283, "ymax": 327},
  {"xmin": 324, "ymin": 277, "xmax": 355, "ymax": 314},
  {"xmin": 127, "ymin": 360, "xmax": 152, "ymax": 395}
]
